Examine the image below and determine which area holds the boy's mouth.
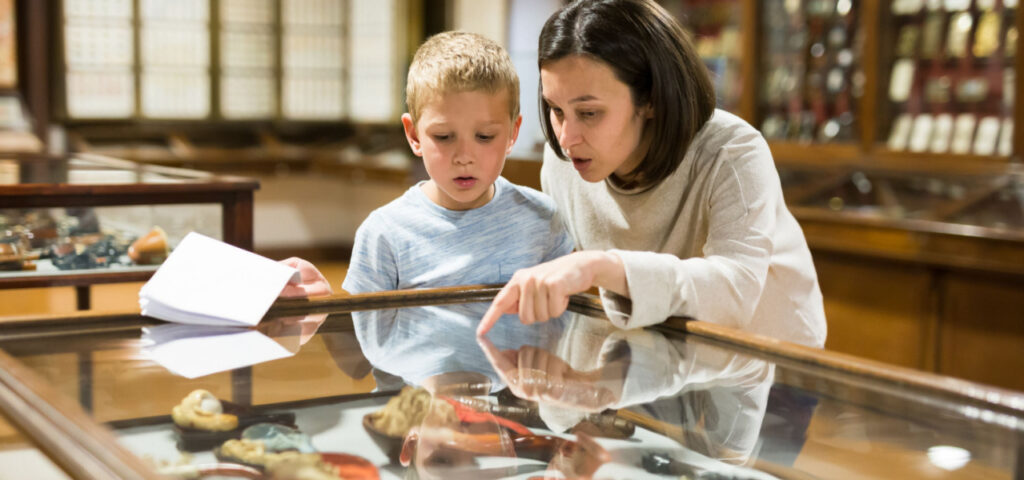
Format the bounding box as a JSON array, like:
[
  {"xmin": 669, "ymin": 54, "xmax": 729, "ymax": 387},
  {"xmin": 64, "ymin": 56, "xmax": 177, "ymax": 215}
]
[{"xmin": 453, "ymin": 176, "xmax": 477, "ymax": 188}]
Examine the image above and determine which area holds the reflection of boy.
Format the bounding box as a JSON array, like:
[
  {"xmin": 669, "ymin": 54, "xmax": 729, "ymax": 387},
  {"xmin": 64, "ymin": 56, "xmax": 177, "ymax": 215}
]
[{"xmin": 342, "ymin": 32, "xmax": 573, "ymax": 295}]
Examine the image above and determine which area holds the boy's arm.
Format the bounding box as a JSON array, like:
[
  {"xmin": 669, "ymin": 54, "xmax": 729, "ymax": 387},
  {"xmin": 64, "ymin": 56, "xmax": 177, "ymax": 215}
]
[
  {"xmin": 279, "ymin": 257, "xmax": 333, "ymax": 298},
  {"xmin": 341, "ymin": 215, "xmax": 400, "ymax": 294},
  {"xmin": 542, "ymin": 210, "xmax": 576, "ymax": 262}
]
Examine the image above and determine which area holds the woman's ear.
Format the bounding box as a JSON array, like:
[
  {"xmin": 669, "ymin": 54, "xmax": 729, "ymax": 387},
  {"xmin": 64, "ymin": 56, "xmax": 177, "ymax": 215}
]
[
  {"xmin": 506, "ymin": 114, "xmax": 524, "ymax": 155},
  {"xmin": 639, "ymin": 103, "xmax": 654, "ymax": 120},
  {"xmin": 401, "ymin": 113, "xmax": 424, "ymax": 157}
]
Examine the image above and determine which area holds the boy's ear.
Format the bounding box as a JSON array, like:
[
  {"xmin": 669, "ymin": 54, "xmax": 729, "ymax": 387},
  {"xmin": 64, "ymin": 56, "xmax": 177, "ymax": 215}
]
[
  {"xmin": 506, "ymin": 114, "xmax": 524, "ymax": 155},
  {"xmin": 401, "ymin": 113, "xmax": 423, "ymax": 157}
]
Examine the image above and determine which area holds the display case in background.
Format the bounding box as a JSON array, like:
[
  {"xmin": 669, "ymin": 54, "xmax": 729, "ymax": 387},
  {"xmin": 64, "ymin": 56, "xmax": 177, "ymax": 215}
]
[
  {"xmin": 661, "ymin": 0, "xmax": 749, "ymax": 114},
  {"xmin": 1, "ymin": 288, "xmax": 1023, "ymax": 479},
  {"xmin": 882, "ymin": 0, "xmax": 1016, "ymax": 157},
  {"xmin": 0, "ymin": 153, "xmax": 257, "ymax": 311}
]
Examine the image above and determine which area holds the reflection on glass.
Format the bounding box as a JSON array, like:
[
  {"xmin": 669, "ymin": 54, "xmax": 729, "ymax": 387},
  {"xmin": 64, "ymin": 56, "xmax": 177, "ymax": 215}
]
[{"xmin": 141, "ymin": 313, "xmax": 326, "ymax": 378}]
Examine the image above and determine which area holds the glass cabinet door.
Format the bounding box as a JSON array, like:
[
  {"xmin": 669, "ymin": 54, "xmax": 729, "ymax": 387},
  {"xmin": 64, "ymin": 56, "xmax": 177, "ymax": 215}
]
[
  {"xmin": 759, "ymin": 0, "xmax": 862, "ymax": 144},
  {"xmin": 0, "ymin": 295, "xmax": 1021, "ymax": 479},
  {"xmin": 882, "ymin": 0, "xmax": 1016, "ymax": 157}
]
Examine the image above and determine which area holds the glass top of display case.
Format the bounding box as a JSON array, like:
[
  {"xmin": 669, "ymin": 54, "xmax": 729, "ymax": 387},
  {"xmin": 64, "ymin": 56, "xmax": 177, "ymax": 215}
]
[
  {"xmin": 0, "ymin": 290, "xmax": 1022, "ymax": 479},
  {"xmin": 0, "ymin": 152, "xmax": 258, "ymax": 187},
  {"xmin": 779, "ymin": 163, "xmax": 1024, "ymax": 234}
]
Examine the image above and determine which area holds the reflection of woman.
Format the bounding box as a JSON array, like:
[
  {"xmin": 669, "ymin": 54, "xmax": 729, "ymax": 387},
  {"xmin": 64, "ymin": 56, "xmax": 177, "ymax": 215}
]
[
  {"xmin": 480, "ymin": 313, "xmax": 774, "ymax": 465},
  {"xmin": 479, "ymin": 0, "xmax": 826, "ymax": 349}
]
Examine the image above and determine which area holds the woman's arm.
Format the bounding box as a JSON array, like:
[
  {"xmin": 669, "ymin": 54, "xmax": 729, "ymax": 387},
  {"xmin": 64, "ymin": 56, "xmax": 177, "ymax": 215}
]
[{"xmin": 477, "ymin": 250, "xmax": 627, "ymax": 335}]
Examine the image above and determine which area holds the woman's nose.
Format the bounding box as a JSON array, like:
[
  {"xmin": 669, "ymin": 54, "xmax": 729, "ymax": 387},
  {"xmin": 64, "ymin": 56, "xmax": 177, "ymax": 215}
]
[{"xmin": 558, "ymin": 119, "xmax": 580, "ymax": 149}]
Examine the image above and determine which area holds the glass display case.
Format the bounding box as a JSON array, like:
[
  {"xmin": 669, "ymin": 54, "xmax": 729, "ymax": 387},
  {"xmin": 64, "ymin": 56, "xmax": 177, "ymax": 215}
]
[
  {"xmin": 0, "ymin": 153, "xmax": 257, "ymax": 309},
  {"xmin": 0, "ymin": 287, "xmax": 1021, "ymax": 478},
  {"xmin": 882, "ymin": 0, "xmax": 1016, "ymax": 156},
  {"xmin": 661, "ymin": 0, "xmax": 746, "ymax": 113},
  {"xmin": 759, "ymin": 0, "xmax": 862, "ymax": 144}
]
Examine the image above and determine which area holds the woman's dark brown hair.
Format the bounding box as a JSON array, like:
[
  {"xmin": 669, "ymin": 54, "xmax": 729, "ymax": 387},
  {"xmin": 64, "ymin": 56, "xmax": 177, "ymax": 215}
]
[{"xmin": 538, "ymin": 0, "xmax": 715, "ymax": 188}]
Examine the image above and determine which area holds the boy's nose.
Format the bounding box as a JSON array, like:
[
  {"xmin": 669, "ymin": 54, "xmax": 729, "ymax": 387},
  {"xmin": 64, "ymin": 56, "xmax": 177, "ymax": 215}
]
[{"xmin": 452, "ymin": 147, "xmax": 473, "ymax": 165}]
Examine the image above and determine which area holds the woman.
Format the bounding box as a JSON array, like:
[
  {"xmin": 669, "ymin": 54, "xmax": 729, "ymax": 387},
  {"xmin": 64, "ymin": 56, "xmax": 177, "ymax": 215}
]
[{"xmin": 477, "ymin": 0, "xmax": 826, "ymax": 348}]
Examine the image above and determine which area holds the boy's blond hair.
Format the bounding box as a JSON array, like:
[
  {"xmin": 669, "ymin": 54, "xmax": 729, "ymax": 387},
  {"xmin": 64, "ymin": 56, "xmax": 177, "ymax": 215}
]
[{"xmin": 406, "ymin": 31, "xmax": 520, "ymax": 125}]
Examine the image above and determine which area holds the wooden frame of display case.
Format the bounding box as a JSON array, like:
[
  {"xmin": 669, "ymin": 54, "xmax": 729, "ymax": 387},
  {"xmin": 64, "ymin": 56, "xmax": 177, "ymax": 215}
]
[{"xmin": 0, "ymin": 285, "xmax": 1022, "ymax": 479}]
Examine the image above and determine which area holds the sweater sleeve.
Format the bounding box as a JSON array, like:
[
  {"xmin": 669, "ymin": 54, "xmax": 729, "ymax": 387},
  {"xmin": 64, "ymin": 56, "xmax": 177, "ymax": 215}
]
[{"xmin": 600, "ymin": 134, "xmax": 780, "ymax": 330}]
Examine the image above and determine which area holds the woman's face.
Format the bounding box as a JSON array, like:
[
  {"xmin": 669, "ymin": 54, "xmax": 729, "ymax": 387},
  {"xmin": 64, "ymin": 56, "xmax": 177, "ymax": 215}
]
[{"xmin": 541, "ymin": 55, "xmax": 652, "ymax": 183}]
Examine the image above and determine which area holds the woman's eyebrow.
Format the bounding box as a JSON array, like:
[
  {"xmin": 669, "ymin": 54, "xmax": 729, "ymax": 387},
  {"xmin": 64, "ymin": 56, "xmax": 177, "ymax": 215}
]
[
  {"xmin": 543, "ymin": 94, "xmax": 599, "ymax": 105},
  {"xmin": 568, "ymin": 94, "xmax": 598, "ymax": 103}
]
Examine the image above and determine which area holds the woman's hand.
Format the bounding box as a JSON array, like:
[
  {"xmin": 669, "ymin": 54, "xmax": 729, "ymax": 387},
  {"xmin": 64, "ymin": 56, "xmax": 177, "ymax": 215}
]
[
  {"xmin": 477, "ymin": 251, "xmax": 628, "ymax": 335},
  {"xmin": 278, "ymin": 257, "xmax": 333, "ymax": 298}
]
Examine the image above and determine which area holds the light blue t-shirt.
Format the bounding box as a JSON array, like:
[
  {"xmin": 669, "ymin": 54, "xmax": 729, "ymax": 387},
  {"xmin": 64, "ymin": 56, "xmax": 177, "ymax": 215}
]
[
  {"xmin": 342, "ymin": 175, "xmax": 574, "ymax": 293},
  {"xmin": 342, "ymin": 176, "xmax": 575, "ymax": 388}
]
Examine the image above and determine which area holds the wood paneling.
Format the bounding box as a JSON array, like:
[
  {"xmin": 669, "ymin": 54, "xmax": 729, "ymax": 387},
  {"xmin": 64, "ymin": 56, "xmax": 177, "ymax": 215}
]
[
  {"xmin": 940, "ymin": 274, "xmax": 1024, "ymax": 392},
  {"xmin": 815, "ymin": 254, "xmax": 933, "ymax": 369}
]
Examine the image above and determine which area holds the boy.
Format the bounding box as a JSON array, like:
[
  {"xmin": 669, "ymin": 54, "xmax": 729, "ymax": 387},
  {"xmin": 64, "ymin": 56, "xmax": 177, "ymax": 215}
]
[
  {"xmin": 331, "ymin": 32, "xmax": 574, "ymax": 387},
  {"xmin": 341, "ymin": 31, "xmax": 573, "ymax": 296}
]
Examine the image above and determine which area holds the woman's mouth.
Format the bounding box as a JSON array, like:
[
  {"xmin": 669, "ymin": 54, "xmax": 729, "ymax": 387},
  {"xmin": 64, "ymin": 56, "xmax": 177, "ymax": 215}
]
[
  {"xmin": 453, "ymin": 176, "xmax": 477, "ymax": 188},
  {"xmin": 571, "ymin": 158, "xmax": 592, "ymax": 172}
]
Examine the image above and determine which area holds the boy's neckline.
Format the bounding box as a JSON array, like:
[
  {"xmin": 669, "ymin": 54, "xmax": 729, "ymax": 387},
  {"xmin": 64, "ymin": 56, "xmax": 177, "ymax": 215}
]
[{"xmin": 415, "ymin": 177, "xmax": 506, "ymax": 215}]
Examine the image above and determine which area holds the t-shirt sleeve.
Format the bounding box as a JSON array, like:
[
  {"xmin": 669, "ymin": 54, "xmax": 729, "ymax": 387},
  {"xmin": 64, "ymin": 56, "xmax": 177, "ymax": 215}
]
[
  {"xmin": 543, "ymin": 210, "xmax": 576, "ymax": 261},
  {"xmin": 601, "ymin": 134, "xmax": 780, "ymax": 330},
  {"xmin": 341, "ymin": 213, "xmax": 399, "ymax": 294}
]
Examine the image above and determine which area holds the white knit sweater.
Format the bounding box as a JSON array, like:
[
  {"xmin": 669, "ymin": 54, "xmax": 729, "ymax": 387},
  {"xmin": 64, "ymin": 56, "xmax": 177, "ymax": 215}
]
[{"xmin": 541, "ymin": 109, "xmax": 827, "ymax": 348}]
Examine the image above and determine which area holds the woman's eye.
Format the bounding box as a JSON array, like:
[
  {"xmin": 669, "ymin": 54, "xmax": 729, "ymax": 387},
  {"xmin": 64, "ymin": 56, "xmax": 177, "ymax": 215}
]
[
  {"xmin": 551, "ymin": 108, "xmax": 564, "ymax": 119},
  {"xmin": 579, "ymin": 110, "xmax": 598, "ymax": 119}
]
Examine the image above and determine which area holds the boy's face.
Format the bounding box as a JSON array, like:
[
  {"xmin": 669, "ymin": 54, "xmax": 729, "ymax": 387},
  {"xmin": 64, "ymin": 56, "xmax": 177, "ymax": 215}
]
[{"xmin": 402, "ymin": 89, "xmax": 522, "ymax": 211}]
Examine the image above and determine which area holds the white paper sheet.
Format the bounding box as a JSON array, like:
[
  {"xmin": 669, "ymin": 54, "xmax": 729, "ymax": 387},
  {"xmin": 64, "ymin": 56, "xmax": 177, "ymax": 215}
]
[{"xmin": 139, "ymin": 232, "xmax": 299, "ymax": 326}]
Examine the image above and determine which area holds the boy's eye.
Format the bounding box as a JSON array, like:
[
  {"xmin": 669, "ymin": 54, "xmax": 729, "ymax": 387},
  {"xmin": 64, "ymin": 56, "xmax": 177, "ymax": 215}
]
[
  {"xmin": 476, "ymin": 134, "xmax": 495, "ymax": 142},
  {"xmin": 431, "ymin": 134, "xmax": 451, "ymax": 141}
]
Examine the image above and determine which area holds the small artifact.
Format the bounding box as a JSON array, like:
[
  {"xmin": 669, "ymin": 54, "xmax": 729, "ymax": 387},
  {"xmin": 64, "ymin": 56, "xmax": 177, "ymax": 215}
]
[
  {"xmin": 172, "ymin": 390, "xmax": 298, "ymax": 452},
  {"xmin": 366, "ymin": 386, "xmax": 452, "ymax": 437},
  {"xmin": 363, "ymin": 386, "xmax": 458, "ymax": 463},
  {"xmin": 172, "ymin": 389, "xmax": 238, "ymax": 432},
  {"xmin": 50, "ymin": 234, "xmax": 129, "ymax": 270},
  {"xmin": 129, "ymin": 226, "xmax": 170, "ymax": 265},
  {"xmin": 216, "ymin": 438, "xmax": 380, "ymax": 480},
  {"xmin": 242, "ymin": 423, "xmax": 316, "ymax": 454}
]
